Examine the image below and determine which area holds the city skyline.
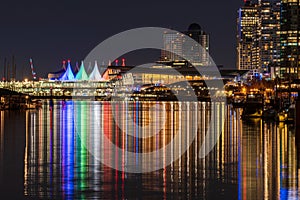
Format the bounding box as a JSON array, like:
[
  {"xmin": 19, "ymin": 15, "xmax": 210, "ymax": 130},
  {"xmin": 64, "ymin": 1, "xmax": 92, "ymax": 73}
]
[
  {"xmin": 1, "ymin": 1, "xmax": 300, "ymax": 199},
  {"xmin": 0, "ymin": 0, "xmax": 244, "ymax": 79}
]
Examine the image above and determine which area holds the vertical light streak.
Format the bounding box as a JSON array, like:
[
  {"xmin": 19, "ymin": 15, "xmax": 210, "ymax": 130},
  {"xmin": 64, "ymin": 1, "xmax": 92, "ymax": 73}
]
[
  {"xmin": 114, "ymin": 102, "xmax": 119, "ymax": 199},
  {"xmin": 49, "ymin": 101, "xmax": 54, "ymax": 197},
  {"xmin": 238, "ymin": 107, "xmax": 242, "ymax": 200},
  {"xmin": 162, "ymin": 102, "xmax": 167, "ymax": 199},
  {"xmin": 24, "ymin": 111, "xmax": 29, "ymax": 195},
  {"xmin": 135, "ymin": 101, "xmax": 139, "ymax": 165},
  {"xmin": 38, "ymin": 105, "xmax": 43, "ymax": 197},
  {"xmin": 62, "ymin": 101, "xmax": 74, "ymax": 199}
]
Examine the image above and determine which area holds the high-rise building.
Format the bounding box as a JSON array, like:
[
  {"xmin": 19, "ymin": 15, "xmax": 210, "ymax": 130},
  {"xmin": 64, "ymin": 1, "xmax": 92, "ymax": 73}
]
[
  {"xmin": 161, "ymin": 23, "xmax": 210, "ymax": 66},
  {"xmin": 280, "ymin": 0, "xmax": 300, "ymax": 79},
  {"xmin": 260, "ymin": 0, "xmax": 281, "ymax": 77},
  {"xmin": 183, "ymin": 23, "xmax": 210, "ymax": 66},
  {"xmin": 237, "ymin": 0, "xmax": 261, "ymax": 71},
  {"xmin": 161, "ymin": 31, "xmax": 185, "ymax": 62},
  {"xmin": 237, "ymin": 0, "xmax": 281, "ymax": 78}
]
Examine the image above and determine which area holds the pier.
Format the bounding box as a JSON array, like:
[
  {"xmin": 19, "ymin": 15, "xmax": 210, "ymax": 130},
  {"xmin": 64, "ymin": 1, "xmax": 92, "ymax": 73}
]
[
  {"xmin": 0, "ymin": 77, "xmax": 299, "ymax": 124},
  {"xmin": 0, "ymin": 88, "xmax": 29, "ymax": 110}
]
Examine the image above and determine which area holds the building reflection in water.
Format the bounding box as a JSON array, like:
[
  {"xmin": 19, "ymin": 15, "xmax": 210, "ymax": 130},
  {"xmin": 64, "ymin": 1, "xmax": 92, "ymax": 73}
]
[
  {"xmin": 21, "ymin": 100, "xmax": 300, "ymax": 199},
  {"xmin": 238, "ymin": 116, "xmax": 299, "ymax": 199},
  {"xmin": 0, "ymin": 110, "xmax": 4, "ymax": 190}
]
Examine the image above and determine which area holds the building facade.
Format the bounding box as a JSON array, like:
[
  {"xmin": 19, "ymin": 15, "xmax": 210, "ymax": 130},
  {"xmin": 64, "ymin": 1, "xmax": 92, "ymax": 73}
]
[
  {"xmin": 280, "ymin": 0, "xmax": 300, "ymax": 79},
  {"xmin": 161, "ymin": 31, "xmax": 185, "ymax": 62},
  {"xmin": 237, "ymin": 0, "xmax": 261, "ymax": 71},
  {"xmin": 260, "ymin": 0, "xmax": 281, "ymax": 77},
  {"xmin": 237, "ymin": 0, "xmax": 281, "ymax": 79},
  {"xmin": 161, "ymin": 23, "xmax": 210, "ymax": 66}
]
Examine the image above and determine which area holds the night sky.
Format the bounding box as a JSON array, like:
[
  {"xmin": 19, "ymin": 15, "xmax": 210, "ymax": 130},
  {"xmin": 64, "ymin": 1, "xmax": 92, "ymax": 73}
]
[{"xmin": 0, "ymin": 0, "xmax": 244, "ymax": 79}]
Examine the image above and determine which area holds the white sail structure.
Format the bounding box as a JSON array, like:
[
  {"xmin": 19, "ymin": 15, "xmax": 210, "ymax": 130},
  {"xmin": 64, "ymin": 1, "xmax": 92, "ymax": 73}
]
[
  {"xmin": 75, "ymin": 61, "xmax": 88, "ymax": 81},
  {"xmin": 59, "ymin": 60, "xmax": 75, "ymax": 81},
  {"xmin": 88, "ymin": 61, "xmax": 102, "ymax": 81}
]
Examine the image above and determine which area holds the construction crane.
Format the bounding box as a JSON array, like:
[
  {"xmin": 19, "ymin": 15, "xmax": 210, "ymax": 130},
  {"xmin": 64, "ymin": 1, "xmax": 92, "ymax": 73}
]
[{"xmin": 29, "ymin": 58, "xmax": 37, "ymax": 80}]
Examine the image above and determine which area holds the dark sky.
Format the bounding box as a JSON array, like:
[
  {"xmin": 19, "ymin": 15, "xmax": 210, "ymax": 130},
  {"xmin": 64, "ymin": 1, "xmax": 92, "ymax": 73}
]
[{"xmin": 0, "ymin": 0, "xmax": 244, "ymax": 79}]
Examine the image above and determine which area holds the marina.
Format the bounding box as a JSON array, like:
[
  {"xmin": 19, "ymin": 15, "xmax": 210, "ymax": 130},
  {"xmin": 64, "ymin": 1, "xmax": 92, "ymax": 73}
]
[{"xmin": 1, "ymin": 75, "xmax": 299, "ymax": 124}]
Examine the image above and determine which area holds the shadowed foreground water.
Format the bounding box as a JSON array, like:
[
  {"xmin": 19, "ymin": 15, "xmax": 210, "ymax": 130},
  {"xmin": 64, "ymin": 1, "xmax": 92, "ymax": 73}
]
[{"xmin": 0, "ymin": 100, "xmax": 299, "ymax": 199}]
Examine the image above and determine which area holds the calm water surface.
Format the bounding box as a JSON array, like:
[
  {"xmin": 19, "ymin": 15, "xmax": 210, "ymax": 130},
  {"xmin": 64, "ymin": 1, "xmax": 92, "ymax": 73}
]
[{"xmin": 0, "ymin": 100, "xmax": 299, "ymax": 199}]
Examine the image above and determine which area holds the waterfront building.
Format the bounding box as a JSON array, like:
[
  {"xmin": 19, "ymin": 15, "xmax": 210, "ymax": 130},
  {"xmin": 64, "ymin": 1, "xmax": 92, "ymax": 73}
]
[
  {"xmin": 101, "ymin": 65, "xmax": 247, "ymax": 85},
  {"xmin": 237, "ymin": 0, "xmax": 261, "ymax": 71},
  {"xmin": 183, "ymin": 23, "xmax": 210, "ymax": 66},
  {"xmin": 161, "ymin": 31, "xmax": 184, "ymax": 62},
  {"xmin": 280, "ymin": 0, "xmax": 300, "ymax": 79},
  {"xmin": 161, "ymin": 23, "xmax": 210, "ymax": 66},
  {"xmin": 49, "ymin": 61, "xmax": 103, "ymax": 82},
  {"xmin": 260, "ymin": 0, "xmax": 281, "ymax": 77},
  {"xmin": 237, "ymin": 0, "xmax": 281, "ymax": 79}
]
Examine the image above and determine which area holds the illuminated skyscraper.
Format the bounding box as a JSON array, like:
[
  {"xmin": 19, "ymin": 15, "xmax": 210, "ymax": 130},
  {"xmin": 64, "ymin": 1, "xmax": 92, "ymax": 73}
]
[
  {"xmin": 237, "ymin": 0, "xmax": 281, "ymax": 77},
  {"xmin": 161, "ymin": 31, "xmax": 184, "ymax": 62},
  {"xmin": 260, "ymin": 0, "xmax": 281, "ymax": 76},
  {"xmin": 183, "ymin": 23, "xmax": 210, "ymax": 66},
  {"xmin": 280, "ymin": 0, "xmax": 300, "ymax": 79},
  {"xmin": 237, "ymin": 0, "xmax": 261, "ymax": 70},
  {"xmin": 161, "ymin": 23, "xmax": 210, "ymax": 66}
]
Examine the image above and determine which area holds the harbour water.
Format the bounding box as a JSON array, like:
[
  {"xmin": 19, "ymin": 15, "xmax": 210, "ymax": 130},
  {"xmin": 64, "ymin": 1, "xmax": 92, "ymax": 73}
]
[{"xmin": 0, "ymin": 101, "xmax": 299, "ymax": 199}]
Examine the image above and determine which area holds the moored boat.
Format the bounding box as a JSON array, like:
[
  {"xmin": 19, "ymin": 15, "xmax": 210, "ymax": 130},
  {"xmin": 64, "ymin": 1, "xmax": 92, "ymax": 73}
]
[{"xmin": 241, "ymin": 92, "xmax": 264, "ymax": 119}]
